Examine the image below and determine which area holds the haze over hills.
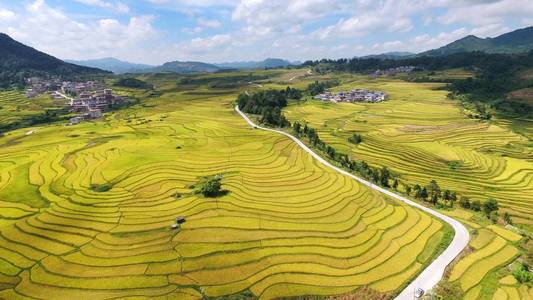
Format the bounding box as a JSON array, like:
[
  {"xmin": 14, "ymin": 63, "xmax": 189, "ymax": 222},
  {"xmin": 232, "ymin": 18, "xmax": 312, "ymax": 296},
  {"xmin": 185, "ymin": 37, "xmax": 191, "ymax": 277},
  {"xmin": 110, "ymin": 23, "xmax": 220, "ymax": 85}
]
[
  {"xmin": 149, "ymin": 61, "xmax": 220, "ymax": 73},
  {"xmin": 0, "ymin": 33, "xmax": 108, "ymax": 88},
  {"xmin": 360, "ymin": 52, "xmax": 415, "ymax": 60},
  {"xmin": 65, "ymin": 57, "xmax": 154, "ymax": 74},
  {"xmin": 215, "ymin": 58, "xmax": 293, "ymax": 69},
  {"xmin": 65, "ymin": 57, "xmax": 294, "ymax": 74},
  {"xmin": 421, "ymin": 26, "xmax": 533, "ymax": 56}
]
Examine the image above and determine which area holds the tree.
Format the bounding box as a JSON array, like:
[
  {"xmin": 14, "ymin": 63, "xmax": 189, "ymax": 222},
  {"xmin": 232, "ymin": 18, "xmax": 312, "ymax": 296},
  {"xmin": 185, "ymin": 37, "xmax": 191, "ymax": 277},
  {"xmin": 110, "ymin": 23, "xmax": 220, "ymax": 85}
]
[
  {"xmin": 431, "ymin": 194, "xmax": 439, "ymax": 205},
  {"xmin": 200, "ymin": 176, "xmax": 223, "ymax": 197},
  {"xmin": 392, "ymin": 179, "xmax": 399, "ymax": 190},
  {"xmin": 504, "ymin": 212, "xmax": 513, "ymax": 225},
  {"xmin": 471, "ymin": 200, "xmax": 481, "ymax": 211},
  {"xmin": 380, "ymin": 167, "xmax": 390, "ymax": 187},
  {"xmin": 450, "ymin": 191, "xmax": 457, "ymax": 207},
  {"xmin": 348, "ymin": 134, "xmax": 362, "ymax": 144},
  {"xmin": 427, "ymin": 180, "xmax": 441, "ymax": 202},
  {"xmin": 405, "ymin": 185, "xmax": 412, "ymax": 196},
  {"xmin": 443, "ymin": 190, "xmax": 451, "ymax": 202},
  {"xmin": 459, "ymin": 196, "xmax": 471, "ymax": 209},
  {"xmin": 419, "ymin": 187, "xmax": 429, "ymax": 201},
  {"xmin": 293, "ymin": 122, "xmax": 301, "ymax": 135},
  {"xmin": 326, "ymin": 145, "xmax": 336, "ymax": 158},
  {"xmin": 483, "ymin": 198, "xmax": 499, "ymax": 218}
]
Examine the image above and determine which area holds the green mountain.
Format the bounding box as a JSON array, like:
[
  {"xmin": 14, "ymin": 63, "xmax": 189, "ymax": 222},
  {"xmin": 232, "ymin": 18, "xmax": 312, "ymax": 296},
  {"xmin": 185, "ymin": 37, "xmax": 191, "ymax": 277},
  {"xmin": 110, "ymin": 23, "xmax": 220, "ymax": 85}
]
[
  {"xmin": 421, "ymin": 26, "xmax": 533, "ymax": 56},
  {"xmin": 0, "ymin": 33, "xmax": 109, "ymax": 88},
  {"xmin": 65, "ymin": 57, "xmax": 154, "ymax": 74},
  {"xmin": 150, "ymin": 61, "xmax": 220, "ymax": 73}
]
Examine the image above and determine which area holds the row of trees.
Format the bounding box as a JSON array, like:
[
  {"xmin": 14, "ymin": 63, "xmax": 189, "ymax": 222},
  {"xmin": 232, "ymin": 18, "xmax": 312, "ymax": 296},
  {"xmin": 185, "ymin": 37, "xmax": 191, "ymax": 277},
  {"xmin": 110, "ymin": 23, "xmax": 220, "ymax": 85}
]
[{"xmin": 292, "ymin": 120, "xmax": 503, "ymax": 221}]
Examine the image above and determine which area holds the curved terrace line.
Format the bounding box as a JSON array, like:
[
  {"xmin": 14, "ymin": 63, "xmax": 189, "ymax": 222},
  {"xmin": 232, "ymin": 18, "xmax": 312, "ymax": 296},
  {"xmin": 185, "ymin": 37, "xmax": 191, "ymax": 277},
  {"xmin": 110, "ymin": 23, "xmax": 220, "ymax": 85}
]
[{"xmin": 235, "ymin": 105, "xmax": 470, "ymax": 300}]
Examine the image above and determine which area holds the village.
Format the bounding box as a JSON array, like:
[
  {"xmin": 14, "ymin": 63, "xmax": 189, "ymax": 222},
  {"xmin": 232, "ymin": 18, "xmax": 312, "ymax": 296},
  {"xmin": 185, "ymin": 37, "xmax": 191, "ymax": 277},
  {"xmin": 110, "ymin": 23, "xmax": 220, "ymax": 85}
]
[
  {"xmin": 314, "ymin": 88, "xmax": 388, "ymax": 103},
  {"xmin": 25, "ymin": 77, "xmax": 126, "ymax": 124},
  {"xmin": 373, "ymin": 65, "xmax": 416, "ymax": 76}
]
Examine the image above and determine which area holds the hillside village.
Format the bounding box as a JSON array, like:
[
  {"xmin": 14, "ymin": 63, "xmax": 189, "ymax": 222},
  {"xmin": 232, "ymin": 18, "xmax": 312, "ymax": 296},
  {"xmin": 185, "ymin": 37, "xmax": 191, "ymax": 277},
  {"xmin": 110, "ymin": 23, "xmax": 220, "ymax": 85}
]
[
  {"xmin": 314, "ymin": 89, "xmax": 388, "ymax": 103},
  {"xmin": 25, "ymin": 77, "xmax": 126, "ymax": 124},
  {"xmin": 373, "ymin": 65, "xmax": 416, "ymax": 76}
]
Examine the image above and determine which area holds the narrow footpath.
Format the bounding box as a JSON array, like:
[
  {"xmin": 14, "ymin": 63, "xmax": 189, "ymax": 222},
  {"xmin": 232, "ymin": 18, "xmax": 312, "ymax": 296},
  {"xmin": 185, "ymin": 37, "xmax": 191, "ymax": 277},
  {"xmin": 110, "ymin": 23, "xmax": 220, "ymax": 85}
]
[{"xmin": 235, "ymin": 105, "xmax": 470, "ymax": 300}]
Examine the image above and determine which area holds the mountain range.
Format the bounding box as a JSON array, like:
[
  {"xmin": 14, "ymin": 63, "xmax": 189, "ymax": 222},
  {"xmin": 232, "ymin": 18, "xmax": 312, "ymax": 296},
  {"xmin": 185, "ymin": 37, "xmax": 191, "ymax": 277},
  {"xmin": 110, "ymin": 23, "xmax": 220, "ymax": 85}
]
[
  {"xmin": 68, "ymin": 57, "xmax": 294, "ymax": 74},
  {"xmin": 1, "ymin": 26, "xmax": 533, "ymax": 84},
  {"xmin": 215, "ymin": 58, "xmax": 293, "ymax": 70},
  {"xmin": 65, "ymin": 57, "xmax": 154, "ymax": 74}
]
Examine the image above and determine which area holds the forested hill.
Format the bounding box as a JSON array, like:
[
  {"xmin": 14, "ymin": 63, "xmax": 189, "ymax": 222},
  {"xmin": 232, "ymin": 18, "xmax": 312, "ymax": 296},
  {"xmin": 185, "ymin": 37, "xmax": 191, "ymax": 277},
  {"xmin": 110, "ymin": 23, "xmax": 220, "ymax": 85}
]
[
  {"xmin": 420, "ymin": 26, "xmax": 533, "ymax": 56},
  {"xmin": 0, "ymin": 33, "xmax": 109, "ymax": 88}
]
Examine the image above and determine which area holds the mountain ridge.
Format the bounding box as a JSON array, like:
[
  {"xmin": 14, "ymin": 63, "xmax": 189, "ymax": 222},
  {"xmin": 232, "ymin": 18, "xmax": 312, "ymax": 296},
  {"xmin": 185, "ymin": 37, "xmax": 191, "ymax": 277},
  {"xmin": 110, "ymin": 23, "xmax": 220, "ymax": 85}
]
[
  {"xmin": 420, "ymin": 26, "xmax": 533, "ymax": 56},
  {"xmin": 0, "ymin": 33, "xmax": 108, "ymax": 88}
]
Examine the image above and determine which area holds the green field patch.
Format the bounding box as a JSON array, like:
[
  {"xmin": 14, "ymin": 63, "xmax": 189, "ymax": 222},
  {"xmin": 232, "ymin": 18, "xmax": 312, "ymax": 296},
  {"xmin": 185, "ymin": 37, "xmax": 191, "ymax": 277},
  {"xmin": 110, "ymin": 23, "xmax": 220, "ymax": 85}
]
[{"xmin": 0, "ymin": 164, "xmax": 48, "ymax": 208}]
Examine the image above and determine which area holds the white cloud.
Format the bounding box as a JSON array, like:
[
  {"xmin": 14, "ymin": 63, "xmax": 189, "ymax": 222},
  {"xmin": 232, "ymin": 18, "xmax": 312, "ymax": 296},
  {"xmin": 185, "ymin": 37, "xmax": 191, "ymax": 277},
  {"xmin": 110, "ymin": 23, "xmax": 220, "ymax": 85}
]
[
  {"xmin": 522, "ymin": 18, "xmax": 533, "ymax": 26},
  {"xmin": 469, "ymin": 23, "xmax": 510, "ymax": 37},
  {"xmin": 182, "ymin": 17, "xmax": 221, "ymax": 34},
  {"xmin": 438, "ymin": 0, "xmax": 533, "ymax": 25},
  {"xmin": 148, "ymin": 0, "xmax": 238, "ymax": 8},
  {"xmin": 188, "ymin": 34, "xmax": 232, "ymax": 50},
  {"xmin": 0, "ymin": 8, "xmax": 15, "ymax": 21},
  {"xmin": 5, "ymin": 0, "xmax": 158, "ymax": 63},
  {"xmin": 232, "ymin": 0, "xmax": 337, "ymax": 38},
  {"xmin": 74, "ymin": 0, "xmax": 130, "ymax": 14},
  {"xmin": 197, "ymin": 17, "xmax": 221, "ymax": 28},
  {"xmin": 310, "ymin": 1, "xmax": 418, "ymax": 40}
]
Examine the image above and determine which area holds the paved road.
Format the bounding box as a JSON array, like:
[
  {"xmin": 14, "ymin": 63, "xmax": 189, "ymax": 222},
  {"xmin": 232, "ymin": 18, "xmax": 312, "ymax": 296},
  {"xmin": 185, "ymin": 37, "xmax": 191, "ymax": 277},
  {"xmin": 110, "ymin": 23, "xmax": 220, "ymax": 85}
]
[{"xmin": 235, "ymin": 105, "xmax": 470, "ymax": 300}]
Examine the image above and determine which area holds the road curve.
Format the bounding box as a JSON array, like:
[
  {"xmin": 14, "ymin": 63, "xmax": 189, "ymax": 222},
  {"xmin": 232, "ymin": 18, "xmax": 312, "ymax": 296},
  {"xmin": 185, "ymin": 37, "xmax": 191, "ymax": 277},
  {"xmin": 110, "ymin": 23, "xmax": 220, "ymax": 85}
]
[{"xmin": 235, "ymin": 105, "xmax": 470, "ymax": 299}]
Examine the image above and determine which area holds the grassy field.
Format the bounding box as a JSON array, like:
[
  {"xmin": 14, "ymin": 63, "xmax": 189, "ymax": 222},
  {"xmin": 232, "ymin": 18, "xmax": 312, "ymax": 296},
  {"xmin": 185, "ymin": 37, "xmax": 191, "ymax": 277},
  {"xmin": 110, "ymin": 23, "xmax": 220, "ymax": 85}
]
[
  {"xmin": 0, "ymin": 72, "xmax": 449, "ymax": 299},
  {"xmin": 280, "ymin": 73, "xmax": 532, "ymax": 299}
]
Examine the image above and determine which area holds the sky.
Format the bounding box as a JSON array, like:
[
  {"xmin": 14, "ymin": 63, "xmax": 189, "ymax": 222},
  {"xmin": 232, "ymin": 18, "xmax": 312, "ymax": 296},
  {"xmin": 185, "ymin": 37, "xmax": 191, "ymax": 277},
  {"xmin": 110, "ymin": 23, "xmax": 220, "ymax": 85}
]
[{"xmin": 0, "ymin": 0, "xmax": 531, "ymax": 65}]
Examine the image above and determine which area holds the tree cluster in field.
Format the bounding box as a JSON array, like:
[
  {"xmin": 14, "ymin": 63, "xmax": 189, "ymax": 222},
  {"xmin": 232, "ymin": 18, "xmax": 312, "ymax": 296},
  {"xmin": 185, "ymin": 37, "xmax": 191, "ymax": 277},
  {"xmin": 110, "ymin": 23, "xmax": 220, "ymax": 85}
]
[
  {"xmin": 513, "ymin": 263, "xmax": 532, "ymax": 284},
  {"xmin": 348, "ymin": 133, "xmax": 363, "ymax": 144},
  {"xmin": 199, "ymin": 175, "xmax": 225, "ymax": 198},
  {"xmin": 284, "ymin": 86, "xmax": 303, "ymax": 100},
  {"xmin": 302, "ymin": 51, "xmax": 533, "ymax": 117},
  {"xmin": 292, "ymin": 120, "xmax": 503, "ymax": 221},
  {"xmin": 306, "ymin": 80, "xmax": 340, "ymax": 96},
  {"xmin": 237, "ymin": 89, "xmax": 291, "ymax": 127},
  {"xmin": 114, "ymin": 78, "xmax": 153, "ymax": 89},
  {"xmin": 458, "ymin": 196, "xmax": 500, "ymax": 221}
]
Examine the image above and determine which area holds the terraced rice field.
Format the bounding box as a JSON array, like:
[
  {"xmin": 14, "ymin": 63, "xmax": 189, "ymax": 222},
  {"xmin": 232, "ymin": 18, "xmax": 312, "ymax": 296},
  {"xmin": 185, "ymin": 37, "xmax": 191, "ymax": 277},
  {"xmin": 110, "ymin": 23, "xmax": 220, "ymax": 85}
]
[
  {"xmin": 0, "ymin": 90, "xmax": 67, "ymax": 129},
  {"xmin": 0, "ymin": 86, "xmax": 448, "ymax": 299},
  {"xmin": 283, "ymin": 77, "xmax": 533, "ymax": 226},
  {"xmin": 443, "ymin": 220, "xmax": 525, "ymax": 300},
  {"xmin": 281, "ymin": 75, "xmax": 531, "ymax": 299}
]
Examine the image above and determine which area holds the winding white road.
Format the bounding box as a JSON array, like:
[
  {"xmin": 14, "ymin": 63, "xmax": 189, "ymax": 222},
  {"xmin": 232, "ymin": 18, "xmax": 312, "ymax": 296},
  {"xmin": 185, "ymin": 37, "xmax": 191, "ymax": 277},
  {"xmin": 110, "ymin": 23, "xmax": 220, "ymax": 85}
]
[{"xmin": 235, "ymin": 105, "xmax": 470, "ymax": 299}]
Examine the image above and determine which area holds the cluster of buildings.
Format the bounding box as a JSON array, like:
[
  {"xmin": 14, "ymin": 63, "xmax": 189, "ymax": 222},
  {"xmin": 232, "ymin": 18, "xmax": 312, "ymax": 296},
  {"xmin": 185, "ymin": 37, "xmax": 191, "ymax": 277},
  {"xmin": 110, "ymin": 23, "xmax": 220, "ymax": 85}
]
[
  {"xmin": 24, "ymin": 77, "xmax": 127, "ymax": 125},
  {"xmin": 25, "ymin": 77, "xmax": 62, "ymax": 98},
  {"xmin": 69, "ymin": 89, "xmax": 126, "ymax": 124},
  {"xmin": 61, "ymin": 81, "xmax": 105, "ymax": 95},
  {"xmin": 373, "ymin": 66, "xmax": 416, "ymax": 76},
  {"xmin": 314, "ymin": 89, "xmax": 388, "ymax": 103},
  {"xmin": 25, "ymin": 78, "xmax": 105, "ymax": 98}
]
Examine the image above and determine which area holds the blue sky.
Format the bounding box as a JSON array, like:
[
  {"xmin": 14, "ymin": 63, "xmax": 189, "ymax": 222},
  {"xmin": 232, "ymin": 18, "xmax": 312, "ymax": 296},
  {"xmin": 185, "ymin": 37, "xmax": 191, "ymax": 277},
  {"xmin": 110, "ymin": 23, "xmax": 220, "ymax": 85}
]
[{"xmin": 0, "ymin": 0, "xmax": 531, "ymax": 64}]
